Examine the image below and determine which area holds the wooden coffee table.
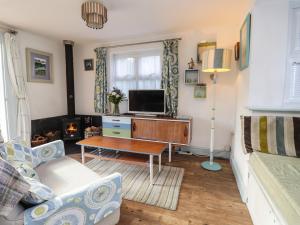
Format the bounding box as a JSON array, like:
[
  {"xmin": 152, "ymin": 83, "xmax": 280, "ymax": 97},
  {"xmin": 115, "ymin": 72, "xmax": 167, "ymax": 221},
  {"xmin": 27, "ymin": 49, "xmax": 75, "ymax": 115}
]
[{"xmin": 77, "ymin": 136, "xmax": 167, "ymax": 184}]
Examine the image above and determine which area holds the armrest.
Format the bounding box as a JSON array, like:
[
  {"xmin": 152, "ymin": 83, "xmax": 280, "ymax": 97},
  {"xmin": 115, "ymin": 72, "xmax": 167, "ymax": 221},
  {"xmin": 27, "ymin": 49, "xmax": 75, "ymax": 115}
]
[
  {"xmin": 31, "ymin": 140, "xmax": 65, "ymax": 168},
  {"xmin": 24, "ymin": 173, "xmax": 122, "ymax": 225}
]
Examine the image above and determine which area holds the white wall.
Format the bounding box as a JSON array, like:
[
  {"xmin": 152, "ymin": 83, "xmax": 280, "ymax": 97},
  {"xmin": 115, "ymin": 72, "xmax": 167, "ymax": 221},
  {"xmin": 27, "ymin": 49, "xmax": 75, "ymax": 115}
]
[
  {"xmin": 74, "ymin": 26, "xmax": 240, "ymax": 152},
  {"xmin": 17, "ymin": 31, "xmax": 67, "ymax": 120},
  {"xmin": 231, "ymin": 0, "xmax": 300, "ymax": 201}
]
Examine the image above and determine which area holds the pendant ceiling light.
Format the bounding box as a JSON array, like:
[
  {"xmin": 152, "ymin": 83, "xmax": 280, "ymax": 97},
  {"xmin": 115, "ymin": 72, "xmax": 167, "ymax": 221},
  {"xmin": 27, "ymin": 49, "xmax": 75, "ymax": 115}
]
[{"xmin": 81, "ymin": 1, "xmax": 107, "ymax": 29}]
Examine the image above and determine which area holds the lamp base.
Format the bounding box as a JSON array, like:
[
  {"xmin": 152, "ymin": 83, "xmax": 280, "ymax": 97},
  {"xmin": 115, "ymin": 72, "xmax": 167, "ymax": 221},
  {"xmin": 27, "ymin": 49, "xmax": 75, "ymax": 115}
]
[{"xmin": 201, "ymin": 161, "xmax": 222, "ymax": 171}]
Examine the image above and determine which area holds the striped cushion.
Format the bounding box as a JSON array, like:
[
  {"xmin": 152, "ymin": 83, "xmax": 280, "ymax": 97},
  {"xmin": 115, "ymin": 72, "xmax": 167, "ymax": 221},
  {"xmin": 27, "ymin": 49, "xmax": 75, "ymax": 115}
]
[{"xmin": 241, "ymin": 116, "xmax": 300, "ymax": 157}]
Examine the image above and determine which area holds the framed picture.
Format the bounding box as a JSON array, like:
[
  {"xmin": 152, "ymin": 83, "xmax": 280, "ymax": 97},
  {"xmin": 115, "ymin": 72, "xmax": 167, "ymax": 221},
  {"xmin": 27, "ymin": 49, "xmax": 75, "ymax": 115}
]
[
  {"xmin": 197, "ymin": 42, "xmax": 217, "ymax": 63},
  {"xmin": 185, "ymin": 69, "xmax": 199, "ymax": 85},
  {"xmin": 194, "ymin": 84, "xmax": 207, "ymax": 98},
  {"xmin": 84, "ymin": 59, "xmax": 94, "ymax": 71},
  {"xmin": 26, "ymin": 48, "xmax": 53, "ymax": 83},
  {"xmin": 240, "ymin": 13, "xmax": 251, "ymax": 70},
  {"xmin": 234, "ymin": 42, "xmax": 240, "ymax": 61}
]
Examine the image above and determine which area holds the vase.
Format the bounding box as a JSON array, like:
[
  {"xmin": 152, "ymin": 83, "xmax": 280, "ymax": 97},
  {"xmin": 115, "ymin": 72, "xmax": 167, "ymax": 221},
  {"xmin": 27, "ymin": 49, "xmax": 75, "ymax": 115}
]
[{"xmin": 112, "ymin": 103, "xmax": 120, "ymax": 115}]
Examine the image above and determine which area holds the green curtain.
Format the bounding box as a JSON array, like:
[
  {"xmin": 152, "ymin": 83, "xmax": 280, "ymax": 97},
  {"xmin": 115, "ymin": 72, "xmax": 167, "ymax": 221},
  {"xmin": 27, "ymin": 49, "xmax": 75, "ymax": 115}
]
[
  {"xmin": 161, "ymin": 39, "xmax": 179, "ymax": 117},
  {"xmin": 94, "ymin": 47, "xmax": 108, "ymax": 114}
]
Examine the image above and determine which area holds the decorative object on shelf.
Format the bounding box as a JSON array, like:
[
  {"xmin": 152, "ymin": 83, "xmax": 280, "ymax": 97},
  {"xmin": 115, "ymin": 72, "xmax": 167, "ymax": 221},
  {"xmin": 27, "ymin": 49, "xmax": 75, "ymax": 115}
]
[
  {"xmin": 188, "ymin": 58, "xmax": 195, "ymax": 69},
  {"xmin": 234, "ymin": 42, "xmax": 240, "ymax": 61},
  {"xmin": 184, "ymin": 69, "xmax": 199, "ymax": 85},
  {"xmin": 81, "ymin": 0, "xmax": 107, "ymax": 29},
  {"xmin": 201, "ymin": 48, "xmax": 232, "ymax": 171},
  {"xmin": 197, "ymin": 42, "xmax": 217, "ymax": 64},
  {"xmin": 240, "ymin": 13, "xmax": 251, "ymax": 70},
  {"xmin": 108, "ymin": 87, "xmax": 126, "ymax": 115},
  {"xmin": 84, "ymin": 59, "xmax": 94, "ymax": 71},
  {"xmin": 194, "ymin": 83, "xmax": 207, "ymax": 98},
  {"xmin": 26, "ymin": 48, "xmax": 53, "ymax": 83}
]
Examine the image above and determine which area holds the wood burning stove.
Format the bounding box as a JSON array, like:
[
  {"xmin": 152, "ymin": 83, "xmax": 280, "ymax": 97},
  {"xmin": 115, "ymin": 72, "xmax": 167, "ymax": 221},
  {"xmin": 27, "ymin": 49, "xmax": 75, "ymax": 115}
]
[{"xmin": 62, "ymin": 117, "xmax": 81, "ymax": 140}]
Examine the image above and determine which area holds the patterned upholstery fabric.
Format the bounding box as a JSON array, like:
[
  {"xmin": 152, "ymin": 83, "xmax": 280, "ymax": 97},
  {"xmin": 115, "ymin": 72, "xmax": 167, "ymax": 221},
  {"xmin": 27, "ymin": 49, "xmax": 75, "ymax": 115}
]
[
  {"xmin": 22, "ymin": 177, "xmax": 55, "ymax": 205},
  {"xmin": 31, "ymin": 140, "xmax": 65, "ymax": 168},
  {"xmin": 0, "ymin": 142, "xmax": 39, "ymax": 180},
  {"xmin": 24, "ymin": 173, "xmax": 122, "ymax": 225},
  {"xmin": 241, "ymin": 116, "xmax": 300, "ymax": 157},
  {"xmin": 0, "ymin": 158, "xmax": 30, "ymax": 217}
]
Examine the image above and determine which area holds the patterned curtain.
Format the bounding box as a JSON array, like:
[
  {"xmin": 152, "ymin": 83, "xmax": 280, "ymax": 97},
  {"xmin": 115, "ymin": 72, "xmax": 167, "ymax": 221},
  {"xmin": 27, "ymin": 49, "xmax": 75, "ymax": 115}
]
[
  {"xmin": 94, "ymin": 47, "xmax": 108, "ymax": 114},
  {"xmin": 161, "ymin": 39, "xmax": 179, "ymax": 117}
]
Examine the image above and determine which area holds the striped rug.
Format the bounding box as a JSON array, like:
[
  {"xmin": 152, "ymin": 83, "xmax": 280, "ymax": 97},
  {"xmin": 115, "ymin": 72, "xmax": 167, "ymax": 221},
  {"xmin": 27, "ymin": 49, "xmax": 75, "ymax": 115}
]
[
  {"xmin": 85, "ymin": 159, "xmax": 184, "ymax": 210},
  {"xmin": 242, "ymin": 116, "xmax": 300, "ymax": 157}
]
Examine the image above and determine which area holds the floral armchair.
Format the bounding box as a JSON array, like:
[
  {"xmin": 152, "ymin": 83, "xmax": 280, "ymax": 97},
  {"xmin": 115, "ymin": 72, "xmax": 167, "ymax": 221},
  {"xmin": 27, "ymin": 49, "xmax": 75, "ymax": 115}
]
[{"xmin": 0, "ymin": 140, "xmax": 122, "ymax": 225}]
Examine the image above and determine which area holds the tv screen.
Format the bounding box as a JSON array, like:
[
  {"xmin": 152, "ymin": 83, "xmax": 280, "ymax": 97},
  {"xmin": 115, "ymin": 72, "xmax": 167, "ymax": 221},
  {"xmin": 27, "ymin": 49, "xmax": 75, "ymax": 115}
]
[{"xmin": 128, "ymin": 90, "xmax": 165, "ymax": 114}]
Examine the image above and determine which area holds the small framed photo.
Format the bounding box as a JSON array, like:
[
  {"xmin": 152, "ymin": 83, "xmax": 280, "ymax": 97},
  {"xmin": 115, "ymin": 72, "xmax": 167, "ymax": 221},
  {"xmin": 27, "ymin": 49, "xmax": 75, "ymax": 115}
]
[
  {"xmin": 84, "ymin": 59, "xmax": 94, "ymax": 71},
  {"xmin": 197, "ymin": 42, "xmax": 217, "ymax": 64},
  {"xmin": 194, "ymin": 84, "xmax": 207, "ymax": 98},
  {"xmin": 26, "ymin": 48, "xmax": 53, "ymax": 83},
  {"xmin": 185, "ymin": 69, "xmax": 199, "ymax": 85},
  {"xmin": 240, "ymin": 13, "xmax": 251, "ymax": 70}
]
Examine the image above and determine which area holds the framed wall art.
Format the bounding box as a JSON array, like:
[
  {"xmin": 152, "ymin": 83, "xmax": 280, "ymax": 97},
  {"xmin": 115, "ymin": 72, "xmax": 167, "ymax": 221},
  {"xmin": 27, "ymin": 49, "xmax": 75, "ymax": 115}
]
[
  {"xmin": 185, "ymin": 69, "xmax": 199, "ymax": 85},
  {"xmin": 26, "ymin": 48, "xmax": 53, "ymax": 83},
  {"xmin": 84, "ymin": 59, "xmax": 94, "ymax": 71},
  {"xmin": 194, "ymin": 83, "xmax": 207, "ymax": 98},
  {"xmin": 197, "ymin": 42, "xmax": 217, "ymax": 64},
  {"xmin": 240, "ymin": 13, "xmax": 251, "ymax": 70}
]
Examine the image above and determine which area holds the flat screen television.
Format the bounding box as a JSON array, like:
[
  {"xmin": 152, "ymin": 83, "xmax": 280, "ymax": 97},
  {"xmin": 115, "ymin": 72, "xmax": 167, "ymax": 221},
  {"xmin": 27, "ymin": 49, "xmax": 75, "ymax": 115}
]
[{"xmin": 128, "ymin": 89, "xmax": 165, "ymax": 115}]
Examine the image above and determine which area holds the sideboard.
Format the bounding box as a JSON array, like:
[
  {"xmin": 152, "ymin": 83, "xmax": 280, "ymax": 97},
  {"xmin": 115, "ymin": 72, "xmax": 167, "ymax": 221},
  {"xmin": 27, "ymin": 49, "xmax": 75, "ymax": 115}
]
[{"xmin": 102, "ymin": 115, "xmax": 192, "ymax": 162}]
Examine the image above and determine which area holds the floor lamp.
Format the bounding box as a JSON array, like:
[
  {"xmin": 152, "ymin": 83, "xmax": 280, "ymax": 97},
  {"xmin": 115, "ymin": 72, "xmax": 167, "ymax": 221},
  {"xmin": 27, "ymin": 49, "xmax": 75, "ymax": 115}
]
[{"xmin": 201, "ymin": 48, "xmax": 232, "ymax": 171}]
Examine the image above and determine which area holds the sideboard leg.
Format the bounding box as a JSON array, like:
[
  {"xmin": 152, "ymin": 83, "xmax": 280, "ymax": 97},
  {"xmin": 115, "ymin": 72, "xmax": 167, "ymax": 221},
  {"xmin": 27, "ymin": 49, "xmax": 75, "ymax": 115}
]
[
  {"xmin": 81, "ymin": 145, "xmax": 85, "ymax": 164},
  {"xmin": 169, "ymin": 143, "xmax": 172, "ymax": 163}
]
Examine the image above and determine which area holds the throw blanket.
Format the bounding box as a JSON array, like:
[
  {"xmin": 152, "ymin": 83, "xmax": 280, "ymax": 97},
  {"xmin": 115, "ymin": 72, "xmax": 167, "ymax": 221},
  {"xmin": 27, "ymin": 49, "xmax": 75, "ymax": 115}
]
[
  {"xmin": 242, "ymin": 116, "xmax": 300, "ymax": 157},
  {"xmin": 0, "ymin": 158, "xmax": 30, "ymax": 217}
]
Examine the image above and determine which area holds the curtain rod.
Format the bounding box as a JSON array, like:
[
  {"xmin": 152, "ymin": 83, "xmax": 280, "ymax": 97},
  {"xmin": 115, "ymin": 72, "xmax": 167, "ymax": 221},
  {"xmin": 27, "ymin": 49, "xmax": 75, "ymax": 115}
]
[
  {"xmin": 104, "ymin": 38, "xmax": 182, "ymax": 49},
  {"xmin": 0, "ymin": 24, "xmax": 18, "ymax": 34}
]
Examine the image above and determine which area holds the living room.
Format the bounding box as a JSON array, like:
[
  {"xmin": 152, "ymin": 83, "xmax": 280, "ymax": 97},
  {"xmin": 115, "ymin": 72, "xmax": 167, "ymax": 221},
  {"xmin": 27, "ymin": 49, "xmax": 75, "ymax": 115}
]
[{"xmin": 0, "ymin": 0, "xmax": 299, "ymax": 225}]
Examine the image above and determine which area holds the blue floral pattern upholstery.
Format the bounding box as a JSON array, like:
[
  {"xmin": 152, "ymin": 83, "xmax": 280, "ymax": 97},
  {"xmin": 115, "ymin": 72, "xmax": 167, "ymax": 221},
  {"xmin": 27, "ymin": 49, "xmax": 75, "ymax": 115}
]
[
  {"xmin": 24, "ymin": 173, "xmax": 122, "ymax": 225},
  {"xmin": 31, "ymin": 140, "xmax": 65, "ymax": 168}
]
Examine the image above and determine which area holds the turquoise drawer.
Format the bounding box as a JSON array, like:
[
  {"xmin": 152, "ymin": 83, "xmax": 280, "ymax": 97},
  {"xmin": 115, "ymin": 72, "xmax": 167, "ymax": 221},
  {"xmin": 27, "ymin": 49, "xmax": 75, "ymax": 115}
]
[
  {"xmin": 103, "ymin": 128, "xmax": 131, "ymax": 138},
  {"xmin": 103, "ymin": 122, "xmax": 131, "ymax": 129}
]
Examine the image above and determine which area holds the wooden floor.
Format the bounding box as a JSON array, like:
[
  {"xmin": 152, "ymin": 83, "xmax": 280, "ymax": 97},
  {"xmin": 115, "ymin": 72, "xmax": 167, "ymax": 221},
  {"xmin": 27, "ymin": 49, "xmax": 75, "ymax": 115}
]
[{"xmin": 70, "ymin": 152, "xmax": 253, "ymax": 225}]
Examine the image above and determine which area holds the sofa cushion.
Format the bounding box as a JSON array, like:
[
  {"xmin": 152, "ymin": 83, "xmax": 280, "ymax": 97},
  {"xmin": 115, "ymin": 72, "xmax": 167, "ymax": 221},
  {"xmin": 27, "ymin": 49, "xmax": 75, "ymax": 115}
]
[
  {"xmin": 22, "ymin": 177, "xmax": 55, "ymax": 205},
  {"xmin": 0, "ymin": 203, "xmax": 25, "ymax": 225},
  {"xmin": 35, "ymin": 156, "xmax": 101, "ymax": 195}
]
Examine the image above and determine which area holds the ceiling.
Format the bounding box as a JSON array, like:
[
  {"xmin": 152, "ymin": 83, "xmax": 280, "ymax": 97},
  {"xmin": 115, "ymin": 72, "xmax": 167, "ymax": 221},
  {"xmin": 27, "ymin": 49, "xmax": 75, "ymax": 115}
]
[{"xmin": 0, "ymin": 0, "xmax": 252, "ymax": 44}]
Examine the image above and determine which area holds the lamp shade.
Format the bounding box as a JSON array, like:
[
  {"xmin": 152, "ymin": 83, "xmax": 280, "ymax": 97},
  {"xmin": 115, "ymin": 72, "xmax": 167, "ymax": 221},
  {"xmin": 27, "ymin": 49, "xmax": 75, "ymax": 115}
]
[{"xmin": 202, "ymin": 48, "xmax": 232, "ymax": 73}]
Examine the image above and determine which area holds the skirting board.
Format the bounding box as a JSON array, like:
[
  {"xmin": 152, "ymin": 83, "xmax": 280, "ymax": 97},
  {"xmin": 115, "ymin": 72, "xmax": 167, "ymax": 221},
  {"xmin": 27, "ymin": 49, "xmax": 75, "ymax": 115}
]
[
  {"xmin": 178, "ymin": 146, "xmax": 230, "ymax": 159},
  {"xmin": 230, "ymin": 156, "xmax": 247, "ymax": 202}
]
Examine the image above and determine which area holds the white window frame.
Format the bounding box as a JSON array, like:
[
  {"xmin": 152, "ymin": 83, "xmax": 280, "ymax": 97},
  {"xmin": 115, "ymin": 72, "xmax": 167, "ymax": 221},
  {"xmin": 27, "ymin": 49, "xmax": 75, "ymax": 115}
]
[{"xmin": 108, "ymin": 44, "xmax": 163, "ymax": 96}]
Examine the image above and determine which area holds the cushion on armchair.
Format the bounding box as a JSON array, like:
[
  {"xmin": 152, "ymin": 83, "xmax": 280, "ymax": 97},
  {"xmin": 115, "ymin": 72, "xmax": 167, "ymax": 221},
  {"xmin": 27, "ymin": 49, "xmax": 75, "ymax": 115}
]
[{"xmin": 22, "ymin": 177, "xmax": 55, "ymax": 205}]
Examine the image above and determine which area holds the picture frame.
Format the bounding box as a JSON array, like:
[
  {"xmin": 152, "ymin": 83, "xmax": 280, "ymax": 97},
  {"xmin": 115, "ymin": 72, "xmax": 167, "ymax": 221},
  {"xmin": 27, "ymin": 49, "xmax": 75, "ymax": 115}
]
[
  {"xmin": 239, "ymin": 13, "xmax": 251, "ymax": 70},
  {"xmin": 197, "ymin": 42, "xmax": 217, "ymax": 64},
  {"xmin": 234, "ymin": 42, "xmax": 240, "ymax": 61},
  {"xmin": 84, "ymin": 59, "xmax": 94, "ymax": 71},
  {"xmin": 194, "ymin": 84, "xmax": 207, "ymax": 98},
  {"xmin": 185, "ymin": 69, "xmax": 199, "ymax": 85},
  {"xmin": 26, "ymin": 48, "xmax": 53, "ymax": 83}
]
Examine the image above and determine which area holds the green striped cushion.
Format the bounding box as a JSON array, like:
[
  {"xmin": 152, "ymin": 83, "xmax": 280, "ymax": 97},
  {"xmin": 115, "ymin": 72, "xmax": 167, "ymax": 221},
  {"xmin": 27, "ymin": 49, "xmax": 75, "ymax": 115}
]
[{"xmin": 241, "ymin": 116, "xmax": 300, "ymax": 157}]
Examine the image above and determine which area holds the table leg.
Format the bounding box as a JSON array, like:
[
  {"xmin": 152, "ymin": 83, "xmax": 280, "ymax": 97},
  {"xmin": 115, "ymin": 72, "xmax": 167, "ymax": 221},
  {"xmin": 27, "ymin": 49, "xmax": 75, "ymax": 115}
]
[
  {"xmin": 159, "ymin": 154, "xmax": 162, "ymax": 172},
  {"xmin": 169, "ymin": 143, "xmax": 172, "ymax": 163},
  {"xmin": 150, "ymin": 155, "xmax": 153, "ymax": 185},
  {"xmin": 81, "ymin": 145, "xmax": 85, "ymax": 164}
]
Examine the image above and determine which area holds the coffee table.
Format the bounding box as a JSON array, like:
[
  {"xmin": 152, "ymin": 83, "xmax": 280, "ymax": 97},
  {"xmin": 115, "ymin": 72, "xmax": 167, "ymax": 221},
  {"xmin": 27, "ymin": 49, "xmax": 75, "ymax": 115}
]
[{"xmin": 77, "ymin": 136, "xmax": 167, "ymax": 184}]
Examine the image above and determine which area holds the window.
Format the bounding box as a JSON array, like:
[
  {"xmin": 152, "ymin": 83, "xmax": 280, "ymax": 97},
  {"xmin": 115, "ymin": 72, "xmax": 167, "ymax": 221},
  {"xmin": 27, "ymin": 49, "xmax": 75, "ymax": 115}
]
[{"xmin": 110, "ymin": 49, "xmax": 162, "ymax": 95}]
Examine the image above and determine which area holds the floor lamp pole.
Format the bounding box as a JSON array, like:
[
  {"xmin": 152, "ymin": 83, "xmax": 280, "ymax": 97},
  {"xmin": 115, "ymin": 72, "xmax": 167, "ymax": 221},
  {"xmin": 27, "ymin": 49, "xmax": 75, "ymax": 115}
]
[{"xmin": 201, "ymin": 73, "xmax": 222, "ymax": 171}]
